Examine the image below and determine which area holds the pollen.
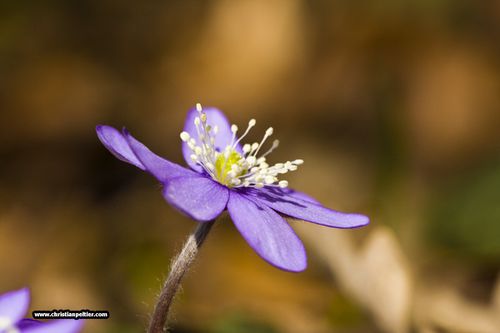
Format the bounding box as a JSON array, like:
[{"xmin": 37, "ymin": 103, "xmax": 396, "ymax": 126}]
[{"xmin": 180, "ymin": 104, "xmax": 303, "ymax": 188}]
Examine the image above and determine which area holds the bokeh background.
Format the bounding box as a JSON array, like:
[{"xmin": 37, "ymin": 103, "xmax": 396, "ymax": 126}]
[{"xmin": 1, "ymin": 1, "xmax": 500, "ymax": 332}]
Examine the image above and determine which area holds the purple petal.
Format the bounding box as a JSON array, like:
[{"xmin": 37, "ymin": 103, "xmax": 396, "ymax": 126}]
[
  {"xmin": 247, "ymin": 187, "xmax": 370, "ymax": 229},
  {"xmin": 162, "ymin": 175, "xmax": 228, "ymax": 222},
  {"xmin": 272, "ymin": 188, "xmax": 321, "ymax": 204},
  {"xmin": 0, "ymin": 288, "xmax": 29, "ymax": 323},
  {"xmin": 227, "ymin": 191, "xmax": 307, "ymax": 272},
  {"xmin": 22, "ymin": 319, "xmax": 84, "ymax": 333},
  {"xmin": 123, "ymin": 129, "xmax": 196, "ymax": 183},
  {"xmin": 182, "ymin": 106, "xmax": 242, "ymax": 171},
  {"xmin": 17, "ymin": 319, "xmax": 41, "ymax": 330},
  {"xmin": 96, "ymin": 125, "xmax": 145, "ymax": 170}
]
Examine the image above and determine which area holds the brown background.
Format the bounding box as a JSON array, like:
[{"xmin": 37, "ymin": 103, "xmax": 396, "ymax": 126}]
[{"xmin": 1, "ymin": 1, "xmax": 499, "ymax": 332}]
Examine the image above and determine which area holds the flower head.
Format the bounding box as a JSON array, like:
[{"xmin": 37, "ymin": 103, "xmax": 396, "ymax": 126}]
[
  {"xmin": 0, "ymin": 288, "xmax": 83, "ymax": 333},
  {"xmin": 97, "ymin": 105, "xmax": 369, "ymax": 272}
]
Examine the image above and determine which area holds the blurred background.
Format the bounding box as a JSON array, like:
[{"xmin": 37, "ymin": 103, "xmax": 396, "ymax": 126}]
[{"xmin": 1, "ymin": 1, "xmax": 500, "ymax": 332}]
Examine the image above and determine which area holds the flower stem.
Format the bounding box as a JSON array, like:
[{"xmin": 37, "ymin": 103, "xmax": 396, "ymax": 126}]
[{"xmin": 148, "ymin": 220, "xmax": 215, "ymax": 333}]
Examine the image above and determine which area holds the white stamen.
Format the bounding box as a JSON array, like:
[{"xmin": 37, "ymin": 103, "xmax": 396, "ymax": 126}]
[
  {"xmin": 265, "ymin": 176, "xmax": 275, "ymax": 184},
  {"xmin": 180, "ymin": 131, "xmax": 190, "ymax": 142},
  {"xmin": 253, "ymin": 127, "xmax": 273, "ymax": 157},
  {"xmin": 250, "ymin": 142, "xmax": 259, "ymax": 153},
  {"xmin": 228, "ymin": 124, "xmax": 238, "ymax": 148},
  {"xmin": 279, "ymin": 180, "xmax": 288, "ymax": 188},
  {"xmin": 180, "ymin": 105, "xmax": 302, "ymax": 189},
  {"xmin": 232, "ymin": 119, "xmax": 256, "ymax": 149},
  {"xmin": 247, "ymin": 156, "xmax": 256, "ymax": 166},
  {"xmin": 261, "ymin": 139, "xmax": 279, "ymax": 158}
]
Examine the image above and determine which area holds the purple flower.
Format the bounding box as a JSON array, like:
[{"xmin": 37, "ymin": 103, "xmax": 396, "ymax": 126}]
[
  {"xmin": 0, "ymin": 288, "xmax": 83, "ymax": 333},
  {"xmin": 97, "ymin": 105, "xmax": 369, "ymax": 272}
]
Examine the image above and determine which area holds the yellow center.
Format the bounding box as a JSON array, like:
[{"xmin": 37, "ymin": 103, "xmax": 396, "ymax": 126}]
[{"xmin": 214, "ymin": 150, "xmax": 246, "ymax": 186}]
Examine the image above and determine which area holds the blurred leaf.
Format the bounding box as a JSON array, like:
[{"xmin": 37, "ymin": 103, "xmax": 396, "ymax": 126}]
[
  {"xmin": 428, "ymin": 160, "xmax": 500, "ymax": 260},
  {"xmin": 327, "ymin": 292, "xmax": 365, "ymax": 328}
]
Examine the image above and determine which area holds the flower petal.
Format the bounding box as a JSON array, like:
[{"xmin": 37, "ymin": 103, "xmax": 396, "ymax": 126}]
[
  {"xmin": 272, "ymin": 188, "xmax": 321, "ymax": 204},
  {"xmin": 246, "ymin": 187, "xmax": 370, "ymax": 229},
  {"xmin": 22, "ymin": 319, "xmax": 84, "ymax": 333},
  {"xmin": 123, "ymin": 129, "xmax": 196, "ymax": 183},
  {"xmin": 0, "ymin": 288, "xmax": 29, "ymax": 324},
  {"xmin": 17, "ymin": 319, "xmax": 41, "ymax": 330},
  {"xmin": 162, "ymin": 175, "xmax": 228, "ymax": 222},
  {"xmin": 182, "ymin": 106, "xmax": 242, "ymax": 171},
  {"xmin": 227, "ymin": 191, "xmax": 307, "ymax": 272},
  {"xmin": 96, "ymin": 125, "xmax": 145, "ymax": 170}
]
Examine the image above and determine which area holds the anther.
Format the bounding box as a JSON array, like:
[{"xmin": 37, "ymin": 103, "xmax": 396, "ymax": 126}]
[
  {"xmin": 260, "ymin": 141, "xmax": 276, "ymax": 159},
  {"xmin": 265, "ymin": 176, "xmax": 275, "ymax": 184},
  {"xmin": 278, "ymin": 180, "xmax": 288, "ymax": 188},
  {"xmin": 252, "ymin": 127, "xmax": 273, "ymax": 157},
  {"xmin": 232, "ymin": 119, "xmax": 256, "ymax": 149},
  {"xmin": 180, "ymin": 131, "xmax": 190, "ymax": 142}
]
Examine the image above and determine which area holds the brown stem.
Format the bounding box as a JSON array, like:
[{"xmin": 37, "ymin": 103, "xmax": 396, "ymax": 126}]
[{"xmin": 148, "ymin": 220, "xmax": 215, "ymax": 333}]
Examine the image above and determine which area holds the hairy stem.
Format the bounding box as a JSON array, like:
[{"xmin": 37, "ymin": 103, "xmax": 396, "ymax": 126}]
[{"xmin": 148, "ymin": 220, "xmax": 215, "ymax": 333}]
